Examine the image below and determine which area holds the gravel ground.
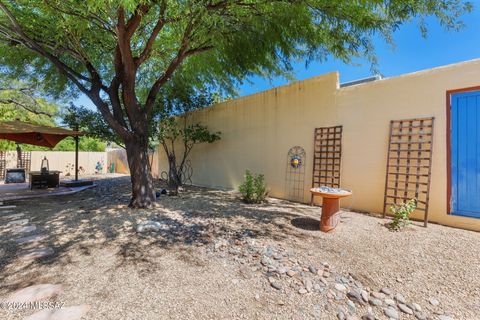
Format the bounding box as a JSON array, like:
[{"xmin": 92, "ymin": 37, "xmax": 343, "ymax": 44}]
[{"xmin": 0, "ymin": 175, "xmax": 479, "ymax": 320}]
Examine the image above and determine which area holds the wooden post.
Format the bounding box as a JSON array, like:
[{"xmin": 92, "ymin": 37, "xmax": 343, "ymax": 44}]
[{"xmin": 75, "ymin": 125, "xmax": 79, "ymax": 181}]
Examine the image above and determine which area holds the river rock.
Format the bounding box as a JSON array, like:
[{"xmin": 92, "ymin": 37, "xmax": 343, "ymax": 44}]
[
  {"xmin": 270, "ymin": 282, "xmax": 282, "ymax": 290},
  {"xmin": 347, "ymin": 290, "xmax": 363, "ymax": 304},
  {"xmin": 361, "ymin": 313, "xmax": 375, "ymax": 320},
  {"xmin": 372, "ymin": 291, "xmax": 385, "ymax": 299},
  {"xmin": 361, "ymin": 290, "xmax": 369, "ymax": 302},
  {"xmin": 428, "ymin": 297, "xmax": 440, "ymax": 306},
  {"xmin": 346, "ymin": 300, "xmax": 356, "ymax": 313},
  {"xmin": 287, "ymin": 270, "xmax": 296, "ymax": 277},
  {"xmin": 305, "ymin": 279, "xmax": 313, "ymax": 292},
  {"xmin": 398, "ymin": 304, "xmax": 413, "ymax": 315},
  {"xmin": 277, "ymin": 266, "xmax": 288, "ymax": 274},
  {"xmin": 335, "ymin": 283, "xmax": 347, "ymax": 292},
  {"xmin": 368, "ymin": 297, "xmax": 382, "ymax": 307},
  {"xmin": 395, "ymin": 293, "xmax": 406, "ymax": 304},
  {"xmin": 380, "ymin": 287, "xmax": 392, "ymax": 295},
  {"xmin": 313, "ymin": 283, "xmax": 324, "ymax": 292},
  {"xmin": 299, "ymin": 288, "xmax": 308, "ymax": 294},
  {"xmin": 384, "ymin": 307, "xmax": 399, "ymax": 319},
  {"xmin": 273, "ymin": 254, "xmax": 282, "ymax": 260},
  {"xmin": 411, "ymin": 303, "xmax": 422, "ymax": 312},
  {"xmin": 136, "ymin": 220, "xmax": 162, "ymax": 233}
]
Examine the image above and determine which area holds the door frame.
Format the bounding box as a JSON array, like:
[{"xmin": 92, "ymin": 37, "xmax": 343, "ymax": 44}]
[{"xmin": 446, "ymin": 85, "xmax": 480, "ymax": 216}]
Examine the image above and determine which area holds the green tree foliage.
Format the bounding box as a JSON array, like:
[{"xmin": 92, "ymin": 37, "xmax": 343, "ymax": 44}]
[
  {"xmin": 0, "ymin": 78, "xmax": 57, "ymax": 150},
  {"xmin": 0, "ymin": 79, "xmax": 57, "ymax": 122},
  {"xmin": 0, "ymin": 0, "xmax": 471, "ymax": 207},
  {"xmin": 0, "ymin": 82, "xmax": 56, "ymax": 121},
  {"xmin": 54, "ymin": 137, "xmax": 106, "ymax": 151},
  {"xmin": 158, "ymin": 92, "xmax": 221, "ymax": 194},
  {"xmin": 62, "ymin": 104, "xmax": 123, "ymax": 148},
  {"xmin": 9, "ymin": 137, "xmax": 106, "ymax": 152},
  {"xmin": 0, "ymin": 79, "xmax": 106, "ymax": 152}
]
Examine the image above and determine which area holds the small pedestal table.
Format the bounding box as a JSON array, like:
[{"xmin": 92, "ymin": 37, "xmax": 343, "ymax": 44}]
[{"xmin": 310, "ymin": 187, "xmax": 352, "ymax": 232}]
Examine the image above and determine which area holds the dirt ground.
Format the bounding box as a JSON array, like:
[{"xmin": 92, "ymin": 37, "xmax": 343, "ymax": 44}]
[{"xmin": 0, "ymin": 175, "xmax": 479, "ymax": 320}]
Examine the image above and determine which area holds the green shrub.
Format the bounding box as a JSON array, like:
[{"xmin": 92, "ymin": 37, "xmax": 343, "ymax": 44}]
[
  {"xmin": 239, "ymin": 170, "xmax": 268, "ymax": 203},
  {"xmin": 389, "ymin": 199, "xmax": 417, "ymax": 231}
]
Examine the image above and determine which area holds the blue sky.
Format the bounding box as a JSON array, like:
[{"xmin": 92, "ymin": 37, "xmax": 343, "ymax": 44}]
[
  {"xmin": 238, "ymin": 4, "xmax": 480, "ymax": 95},
  {"xmin": 77, "ymin": 3, "xmax": 480, "ymax": 108}
]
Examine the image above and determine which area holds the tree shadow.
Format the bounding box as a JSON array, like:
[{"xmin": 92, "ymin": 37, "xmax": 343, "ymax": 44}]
[{"xmin": 0, "ymin": 175, "xmax": 319, "ymax": 294}]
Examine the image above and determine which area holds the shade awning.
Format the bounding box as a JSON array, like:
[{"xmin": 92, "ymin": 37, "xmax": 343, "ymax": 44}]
[{"xmin": 0, "ymin": 120, "xmax": 84, "ymax": 148}]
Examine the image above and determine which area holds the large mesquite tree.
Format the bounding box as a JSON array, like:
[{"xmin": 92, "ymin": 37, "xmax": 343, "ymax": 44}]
[{"xmin": 0, "ymin": 0, "xmax": 471, "ymax": 208}]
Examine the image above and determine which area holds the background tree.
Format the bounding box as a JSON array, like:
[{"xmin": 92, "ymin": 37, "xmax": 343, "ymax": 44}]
[
  {"xmin": 0, "ymin": 77, "xmax": 57, "ymax": 151},
  {"xmin": 0, "ymin": 81, "xmax": 54, "ymax": 118},
  {"xmin": 158, "ymin": 90, "xmax": 221, "ymax": 194},
  {"xmin": 0, "ymin": 79, "xmax": 106, "ymax": 152},
  {"xmin": 62, "ymin": 104, "xmax": 124, "ymax": 149},
  {"xmin": 0, "ymin": 0, "xmax": 472, "ymax": 207}
]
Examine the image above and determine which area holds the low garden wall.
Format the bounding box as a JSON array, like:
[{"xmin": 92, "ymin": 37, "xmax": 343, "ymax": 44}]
[{"xmin": 1, "ymin": 151, "xmax": 107, "ymax": 176}]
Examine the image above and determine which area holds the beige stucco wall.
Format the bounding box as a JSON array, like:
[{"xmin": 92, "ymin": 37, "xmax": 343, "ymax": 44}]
[
  {"xmin": 27, "ymin": 151, "xmax": 107, "ymax": 177},
  {"xmin": 30, "ymin": 151, "xmax": 107, "ymax": 176},
  {"xmin": 158, "ymin": 59, "xmax": 480, "ymax": 232},
  {"xmin": 2, "ymin": 151, "xmax": 107, "ymax": 175}
]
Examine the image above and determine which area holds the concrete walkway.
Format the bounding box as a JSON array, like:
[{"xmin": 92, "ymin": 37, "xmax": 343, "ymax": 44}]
[{"xmin": 0, "ymin": 183, "xmax": 95, "ymax": 202}]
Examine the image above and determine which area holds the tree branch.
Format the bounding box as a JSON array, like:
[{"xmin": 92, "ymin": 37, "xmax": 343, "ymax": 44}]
[
  {"xmin": 143, "ymin": 43, "xmax": 213, "ymax": 117},
  {"xmin": 116, "ymin": 6, "xmax": 145, "ymax": 122},
  {"xmin": 0, "ymin": 98, "xmax": 52, "ymax": 117},
  {"xmin": 135, "ymin": 1, "xmax": 167, "ymax": 67},
  {"xmin": 124, "ymin": 4, "xmax": 150, "ymax": 40},
  {"xmin": 43, "ymin": 0, "xmax": 116, "ymax": 36},
  {"xmin": 143, "ymin": 17, "xmax": 197, "ymax": 116},
  {"xmin": 108, "ymin": 75, "xmax": 129, "ymax": 129},
  {"xmin": 0, "ymin": 2, "xmax": 131, "ymax": 139},
  {"xmin": 0, "ymin": 1, "xmax": 91, "ymax": 93}
]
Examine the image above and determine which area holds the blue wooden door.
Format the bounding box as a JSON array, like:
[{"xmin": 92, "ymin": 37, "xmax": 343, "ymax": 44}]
[{"xmin": 451, "ymin": 91, "xmax": 480, "ymax": 218}]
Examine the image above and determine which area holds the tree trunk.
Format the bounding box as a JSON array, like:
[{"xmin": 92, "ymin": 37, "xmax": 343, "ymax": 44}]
[
  {"xmin": 167, "ymin": 153, "xmax": 181, "ymax": 195},
  {"xmin": 125, "ymin": 136, "xmax": 156, "ymax": 208}
]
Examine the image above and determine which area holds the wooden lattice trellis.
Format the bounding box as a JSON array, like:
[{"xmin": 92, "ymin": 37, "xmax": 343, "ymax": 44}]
[
  {"xmin": 383, "ymin": 117, "xmax": 435, "ymax": 227},
  {"xmin": 311, "ymin": 126, "xmax": 343, "ymax": 204},
  {"xmin": 17, "ymin": 151, "xmax": 31, "ymax": 172}
]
